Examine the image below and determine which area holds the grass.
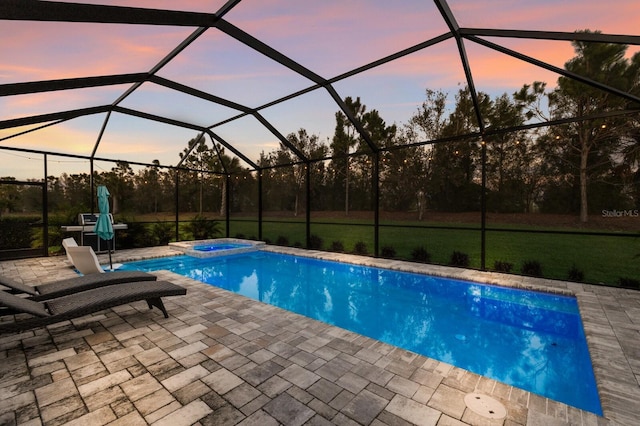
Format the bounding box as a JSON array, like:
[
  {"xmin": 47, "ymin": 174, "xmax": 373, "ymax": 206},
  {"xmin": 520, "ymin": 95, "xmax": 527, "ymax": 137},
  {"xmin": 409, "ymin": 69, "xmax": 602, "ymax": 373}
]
[{"xmin": 228, "ymin": 217, "xmax": 639, "ymax": 286}]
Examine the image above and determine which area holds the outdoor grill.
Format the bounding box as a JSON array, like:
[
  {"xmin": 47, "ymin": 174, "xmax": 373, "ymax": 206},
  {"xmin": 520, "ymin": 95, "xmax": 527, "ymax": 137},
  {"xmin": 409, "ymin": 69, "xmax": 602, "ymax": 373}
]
[{"xmin": 61, "ymin": 213, "xmax": 127, "ymax": 253}]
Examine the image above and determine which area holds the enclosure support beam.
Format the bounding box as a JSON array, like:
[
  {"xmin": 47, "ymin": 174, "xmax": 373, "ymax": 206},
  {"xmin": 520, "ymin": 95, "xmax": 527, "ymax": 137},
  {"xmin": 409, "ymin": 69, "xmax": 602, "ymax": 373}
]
[
  {"xmin": 305, "ymin": 165, "xmax": 311, "ymax": 249},
  {"xmin": 258, "ymin": 171, "xmax": 263, "ymax": 241},
  {"xmin": 43, "ymin": 154, "xmax": 48, "ymax": 257},
  {"xmin": 480, "ymin": 141, "xmax": 487, "ymax": 270},
  {"xmin": 225, "ymin": 174, "xmax": 231, "ymax": 238},
  {"xmin": 175, "ymin": 173, "xmax": 180, "ymax": 242},
  {"xmin": 373, "ymin": 152, "xmax": 380, "ymax": 257}
]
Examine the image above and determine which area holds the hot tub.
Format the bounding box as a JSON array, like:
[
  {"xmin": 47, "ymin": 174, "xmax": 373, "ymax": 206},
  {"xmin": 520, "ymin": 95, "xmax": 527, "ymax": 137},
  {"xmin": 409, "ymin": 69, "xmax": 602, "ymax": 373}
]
[{"xmin": 169, "ymin": 238, "xmax": 264, "ymax": 258}]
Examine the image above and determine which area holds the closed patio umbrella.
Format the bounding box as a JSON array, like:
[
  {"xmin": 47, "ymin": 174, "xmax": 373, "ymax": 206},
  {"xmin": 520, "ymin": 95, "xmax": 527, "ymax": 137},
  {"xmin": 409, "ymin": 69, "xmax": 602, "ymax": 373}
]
[{"xmin": 94, "ymin": 185, "xmax": 114, "ymax": 270}]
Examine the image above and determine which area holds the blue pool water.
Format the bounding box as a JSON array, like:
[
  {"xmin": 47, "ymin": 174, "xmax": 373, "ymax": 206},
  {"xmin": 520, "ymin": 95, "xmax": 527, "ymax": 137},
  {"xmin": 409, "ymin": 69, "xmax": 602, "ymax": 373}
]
[
  {"xmin": 121, "ymin": 251, "xmax": 602, "ymax": 414},
  {"xmin": 193, "ymin": 243, "xmax": 251, "ymax": 252}
]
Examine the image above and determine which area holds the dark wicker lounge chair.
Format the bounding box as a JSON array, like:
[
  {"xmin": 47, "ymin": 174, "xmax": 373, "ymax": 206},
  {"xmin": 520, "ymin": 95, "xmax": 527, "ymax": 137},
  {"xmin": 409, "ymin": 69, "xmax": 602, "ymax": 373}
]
[
  {"xmin": 0, "ymin": 280, "xmax": 186, "ymax": 333},
  {"xmin": 0, "ymin": 271, "xmax": 157, "ymax": 301}
]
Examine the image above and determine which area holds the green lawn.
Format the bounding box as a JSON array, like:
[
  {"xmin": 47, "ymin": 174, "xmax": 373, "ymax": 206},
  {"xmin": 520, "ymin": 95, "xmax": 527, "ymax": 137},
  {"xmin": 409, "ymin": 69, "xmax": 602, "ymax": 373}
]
[{"xmin": 228, "ymin": 217, "xmax": 639, "ymax": 287}]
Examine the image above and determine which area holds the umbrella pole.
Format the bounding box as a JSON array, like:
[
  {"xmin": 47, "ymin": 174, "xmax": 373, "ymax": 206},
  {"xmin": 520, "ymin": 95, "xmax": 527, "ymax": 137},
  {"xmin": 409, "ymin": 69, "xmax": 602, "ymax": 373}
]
[{"xmin": 107, "ymin": 238, "xmax": 113, "ymax": 271}]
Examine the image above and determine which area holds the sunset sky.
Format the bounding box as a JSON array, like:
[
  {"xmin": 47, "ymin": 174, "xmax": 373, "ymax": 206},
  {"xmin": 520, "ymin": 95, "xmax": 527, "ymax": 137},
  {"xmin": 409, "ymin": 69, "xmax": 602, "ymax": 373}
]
[{"xmin": 1, "ymin": 0, "xmax": 639, "ymax": 179}]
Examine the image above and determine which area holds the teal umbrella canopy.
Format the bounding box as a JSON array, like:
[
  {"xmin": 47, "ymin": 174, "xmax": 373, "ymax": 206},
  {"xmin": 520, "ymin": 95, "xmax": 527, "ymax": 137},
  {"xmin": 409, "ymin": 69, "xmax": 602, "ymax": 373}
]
[{"xmin": 94, "ymin": 185, "xmax": 114, "ymax": 241}]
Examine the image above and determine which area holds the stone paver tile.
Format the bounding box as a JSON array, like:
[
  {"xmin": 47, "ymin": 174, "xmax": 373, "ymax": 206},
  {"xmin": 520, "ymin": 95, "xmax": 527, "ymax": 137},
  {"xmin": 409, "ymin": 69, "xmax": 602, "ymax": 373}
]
[
  {"xmin": 202, "ymin": 367, "xmax": 244, "ymax": 394},
  {"xmin": 341, "ymin": 389, "xmax": 388, "ymax": 425},
  {"xmin": 115, "ymin": 327, "xmax": 151, "ymax": 342},
  {"xmin": 85, "ymin": 331, "xmax": 115, "ymax": 346},
  {"xmin": 237, "ymin": 409, "xmax": 279, "ymax": 426},
  {"xmin": 306, "ymin": 414, "xmax": 335, "ymax": 426},
  {"xmin": 224, "ymin": 382, "xmax": 262, "ymax": 409},
  {"xmin": 29, "ymin": 360, "xmax": 65, "ymax": 378},
  {"xmin": 134, "ymin": 388, "xmax": 175, "ymax": 416},
  {"xmin": 61, "ymin": 405, "xmax": 116, "ymax": 426},
  {"xmin": 85, "ymin": 386, "xmax": 128, "ymax": 414},
  {"xmin": 263, "ymin": 393, "xmax": 315, "ymax": 426},
  {"xmin": 173, "ymin": 380, "xmax": 210, "ymax": 405},
  {"xmin": 78, "ymin": 370, "xmax": 132, "ymax": 397},
  {"xmin": 106, "ymin": 410, "xmax": 147, "ymax": 426},
  {"xmin": 241, "ymin": 360, "xmax": 285, "ymax": 387},
  {"xmin": 0, "ymin": 413, "xmax": 14, "ymax": 426},
  {"xmin": 145, "ymin": 400, "xmax": 182, "ymax": 424},
  {"xmin": 152, "ymin": 400, "xmax": 213, "ymax": 426},
  {"xmin": 70, "ymin": 361, "xmax": 108, "ymax": 386},
  {"xmin": 174, "ymin": 324, "xmax": 208, "ymax": 338},
  {"xmin": 308, "ymin": 378, "xmax": 344, "ymax": 403},
  {"xmin": 336, "ymin": 371, "xmax": 369, "ymax": 394},
  {"xmin": 134, "ymin": 347, "xmax": 169, "ymax": 367},
  {"xmin": 121, "ymin": 372, "xmax": 163, "ymax": 401},
  {"xmin": 386, "ymin": 394, "xmax": 441, "ymax": 426},
  {"xmin": 257, "ymin": 375, "xmax": 293, "ymax": 398},
  {"xmin": 161, "ymin": 364, "xmax": 209, "ymax": 393},
  {"xmin": 64, "ymin": 351, "xmax": 101, "ymax": 371},
  {"xmin": 411, "ymin": 368, "xmax": 444, "ymax": 389},
  {"xmin": 413, "ymin": 385, "xmax": 436, "ymax": 404},
  {"xmin": 436, "ymin": 414, "xmax": 468, "ymax": 426},
  {"xmin": 386, "ymin": 374, "xmax": 420, "ymax": 398},
  {"xmin": 354, "ymin": 347, "xmax": 383, "ymax": 364},
  {"xmin": 1, "ymin": 390, "xmax": 36, "ymax": 413},
  {"xmin": 352, "ymin": 362, "xmax": 394, "ymax": 387},
  {"xmin": 328, "ymin": 389, "xmax": 355, "ymax": 411},
  {"xmin": 27, "ymin": 348, "xmax": 76, "ymax": 368},
  {"xmin": 202, "ymin": 343, "xmax": 236, "ymax": 362},
  {"xmin": 168, "ymin": 341, "xmax": 208, "ymax": 360},
  {"xmin": 308, "ymin": 398, "xmax": 338, "ymax": 422},
  {"xmin": 427, "ymin": 383, "xmax": 467, "ymax": 419},
  {"xmin": 279, "ymin": 364, "xmax": 321, "ymax": 389},
  {"xmin": 40, "ymin": 396, "xmax": 86, "ymax": 424},
  {"xmin": 34, "ymin": 377, "xmax": 77, "ymax": 407},
  {"xmin": 329, "ymin": 412, "xmax": 361, "ymax": 426},
  {"xmin": 248, "ymin": 348, "xmax": 276, "ymax": 364},
  {"xmin": 202, "ymin": 403, "xmax": 246, "ymax": 425},
  {"xmin": 99, "ymin": 345, "xmax": 144, "ymax": 365}
]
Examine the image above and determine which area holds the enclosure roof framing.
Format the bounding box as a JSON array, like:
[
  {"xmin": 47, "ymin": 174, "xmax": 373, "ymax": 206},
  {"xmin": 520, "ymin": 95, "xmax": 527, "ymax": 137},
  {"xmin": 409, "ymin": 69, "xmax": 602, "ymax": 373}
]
[{"xmin": 0, "ymin": 0, "xmax": 639, "ymax": 174}]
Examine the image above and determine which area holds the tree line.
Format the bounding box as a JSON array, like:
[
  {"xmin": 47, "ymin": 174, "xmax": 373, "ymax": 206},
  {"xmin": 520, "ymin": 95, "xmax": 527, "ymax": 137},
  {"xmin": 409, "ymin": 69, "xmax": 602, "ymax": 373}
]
[{"xmin": 1, "ymin": 33, "xmax": 639, "ymax": 223}]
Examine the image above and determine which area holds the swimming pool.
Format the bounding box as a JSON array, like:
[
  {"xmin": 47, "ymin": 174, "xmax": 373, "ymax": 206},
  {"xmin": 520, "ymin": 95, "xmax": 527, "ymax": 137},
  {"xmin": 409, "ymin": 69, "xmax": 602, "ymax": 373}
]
[{"xmin": 121, "ymin": 251, "xmax": 602, "ymax": 414}]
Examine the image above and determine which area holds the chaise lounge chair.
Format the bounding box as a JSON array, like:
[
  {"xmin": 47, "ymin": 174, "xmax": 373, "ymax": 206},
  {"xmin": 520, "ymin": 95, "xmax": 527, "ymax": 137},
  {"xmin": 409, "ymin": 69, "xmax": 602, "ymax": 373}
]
[
  {"xmin": 62, "ymin": 237, "xmax": 78, "ymax": 265},
  {"xmin": 0, "ymin": 270, "xmax": 157, "ymax": 301},
  {"xmin": 65, "ymin": 245, "xmax": 122, "ymax": 274},
  {"xmin": 0, "ymin": 280, "xmax": 186, "ymax": 333}
]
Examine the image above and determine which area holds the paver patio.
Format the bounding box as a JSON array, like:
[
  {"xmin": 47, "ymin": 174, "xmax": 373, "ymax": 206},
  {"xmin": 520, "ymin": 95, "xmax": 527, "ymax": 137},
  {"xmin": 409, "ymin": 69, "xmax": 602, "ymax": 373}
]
[{"xmin": 1, "ymin": 245, "xmax": 639, "ymax": 425}]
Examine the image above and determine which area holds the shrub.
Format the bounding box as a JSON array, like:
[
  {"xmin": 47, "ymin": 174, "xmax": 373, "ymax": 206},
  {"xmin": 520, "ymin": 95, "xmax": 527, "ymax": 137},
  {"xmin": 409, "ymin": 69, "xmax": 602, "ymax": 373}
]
[
  {"xmin": 152, "ymin": 222, "xmax": 174, "ymax": 246},
  {"xmin": 449, "ymin": 251, "xmax": 470, "ymax": 267},
  {"xmin": 235, "ymin": 233, "xmax": 246, "ymax": 239},
  {"xmin": 521, "ymin": 260, "xmax": 543, "ymax": 277},
  {"xmin": 119, "ymin": 221, "xmax": 154, "ymax": 249},
  {"xmin": 293, "ymin": 241, "xmax": 302, "ymax": 248},
  {"xmin": 264, "ymin": 238, "xmax": 272, "ymax": 244},
  {"xmin": 185, "ymin": 215, "xmax": 221, "ymax": 240},
  {"xmin": 0, "ymin": 216, "xmax": 38, "ymax": 249},
  {"xmin": 493, "ymin": 260, "xmax": 513, "ymax": 273},
  {"xmin": 619, "ymin": 277, "xmax": 640, "ymax": 289},
  {"xmin": 329, "ymin": 240, "xmax": 344, "ymax": 252},
  {"xmin": 567, "ymin": 264, "xmax": 584, "ymax": 282},
  {"xmin": 411, "ymin": 246, "xmax": 431, "ymax": 263},
  {"xmin": 309, "ymin": 234, "xmax": 323, "ymax": 250},
  {"xmin": 275, "ymin": 236, "xmax": 289, "ymax": 246},
  {"xmin": 353, "ymin": 241, "xmax": 368, "ymax": 255},
  {"xmin": 381, "ymin": 245, "xmax": 396, "ymax": 258}
]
